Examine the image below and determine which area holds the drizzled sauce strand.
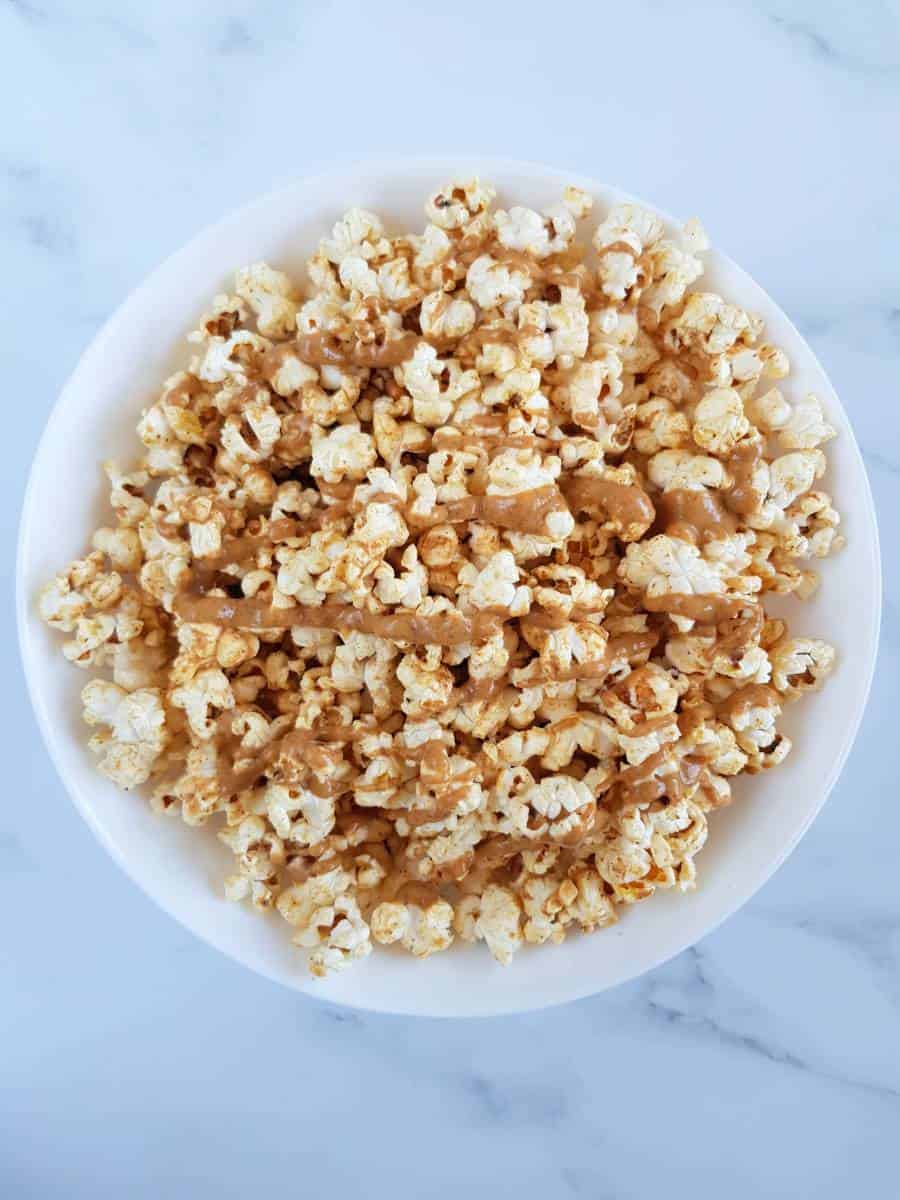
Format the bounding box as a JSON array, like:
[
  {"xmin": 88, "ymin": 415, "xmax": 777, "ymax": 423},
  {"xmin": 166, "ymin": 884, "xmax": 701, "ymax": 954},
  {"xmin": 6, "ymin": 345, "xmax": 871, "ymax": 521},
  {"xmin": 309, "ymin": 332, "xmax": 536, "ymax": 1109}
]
[
  {"xmin": 560, "ymin": 475, "xmax": 656, "ymax": 534},
  {"xmin": 642, "ymin": 593, "xmax": 753, "ymax": 624},
  {"xmin": 653, "ymin": 488, "xmax": 736, "ymax": 544},
  {"xmin": 429, "ymin": 485, "xmax": 568, "ymax": 534},
  {"xmin": 526, "ymin": 631, "xmax": 659, "ymax": 684},
  {"xmin": 725, "ymin": 440, "xmax": 765, "ymax": 516},
  {"xmin": 263, "ymin": 333, "xmax": 420, "ymax": 372},
  {"xmin": 218, "ymin": 724, "xmax": 355, "ymax": 796},
  {"xmin": 642, "ymin": 592, "xmax": 764, "ymax": 656},
  {"xmin": 614, "ymin": 748, "xmax": 704, "ymax": 807},
  {"xmin": 173, "ymin": 595, "xmax": 504, "ymax": 645}
]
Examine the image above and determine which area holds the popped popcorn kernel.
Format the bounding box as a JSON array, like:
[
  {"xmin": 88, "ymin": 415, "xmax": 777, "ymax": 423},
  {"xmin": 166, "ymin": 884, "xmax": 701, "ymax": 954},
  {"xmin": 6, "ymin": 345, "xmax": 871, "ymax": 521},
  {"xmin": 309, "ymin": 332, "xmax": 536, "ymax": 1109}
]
[
  {"xmin": 277, "ymin": 868, "xmax": 371, "ymax": 977},
  {"xmin": 455, "ymin": 884, "xmax": 522, "ymax": 965},
  {"xmin": 371, "ymin": 898, "xmax": 454, "ymax": 958}
]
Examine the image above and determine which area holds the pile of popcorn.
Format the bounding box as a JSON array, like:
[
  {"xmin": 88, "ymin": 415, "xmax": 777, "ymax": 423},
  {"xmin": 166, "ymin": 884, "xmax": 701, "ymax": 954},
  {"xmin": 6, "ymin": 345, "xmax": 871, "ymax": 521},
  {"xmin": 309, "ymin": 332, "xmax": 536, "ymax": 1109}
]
[{"xmin": 40, "ymin": 179, "xmax": 841, "ymax": 976}]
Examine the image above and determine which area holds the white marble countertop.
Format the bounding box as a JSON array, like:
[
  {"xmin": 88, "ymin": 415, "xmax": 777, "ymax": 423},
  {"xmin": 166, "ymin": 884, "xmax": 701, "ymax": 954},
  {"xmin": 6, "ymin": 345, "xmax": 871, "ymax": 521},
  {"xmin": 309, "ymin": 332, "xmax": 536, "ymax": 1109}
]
[{"xmin": 3, "ymin": 1, "xmax": 899, "ymax": 1195}]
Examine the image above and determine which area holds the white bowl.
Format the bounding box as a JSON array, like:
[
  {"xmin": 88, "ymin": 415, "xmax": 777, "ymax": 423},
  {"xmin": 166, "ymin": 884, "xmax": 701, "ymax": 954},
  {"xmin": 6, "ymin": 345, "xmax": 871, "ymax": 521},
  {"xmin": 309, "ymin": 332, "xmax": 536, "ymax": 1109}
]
[{"xmin": 18, "ymin": 158, "xmax": 881, "ymax": 1017}]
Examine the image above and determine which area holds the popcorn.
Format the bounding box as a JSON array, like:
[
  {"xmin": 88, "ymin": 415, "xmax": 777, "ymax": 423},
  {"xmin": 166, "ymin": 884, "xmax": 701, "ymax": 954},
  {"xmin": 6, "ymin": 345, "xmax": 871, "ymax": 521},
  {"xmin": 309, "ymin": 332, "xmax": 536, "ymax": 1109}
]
[
  {"xmin": 640, "ymin": 226, "xmax": 707, "ymax": 317},
  {"xmin": 461, "ymin": 550, "xmax": 529, "ymax": 612},
  {"xmin": 310, "ymin": 423, "xmax": 376, "ymax": 483},
  {"xmin": 593, "ymin": 204, "xmax": 663, "ymax": 300},
  {"xmin": 170, "ymin": 667, "xmax": 235, "ymax": 740},
  {"xmin": 519, "ymin": 775, "xmax": 596, "ymax": 843},
  {"xmin": 371, "ymin": 898, "xmax": 454, "ymax": 957},
  {"xmin": 420, "ymin": 292, "xmax": 477, "ymax": 341},
  {"xmin": 620, "ymin": 535, "xmax": 726, "ymax": 601},
  {"xmin": 692, "ymin": 388, "xmax": 750, "ymax": 455},
  {"xmin": 234, "ymin": 263, "xmax": 298, "ymax": 338},
  {"xmin": 746, "ymin": 387, "xmax": 790, "ymax": 433},
  {"xmin": 40, "ymin": 178, "xmax": 843, "ymax": 978},
  {"xmin": 495, "ymin": 191, "xmax": 589, "ymax": 259},
  {"xmin": 81, "ymin": 681, "xmax": 167, "ymax": 787},
  {"xmin": 788, "ymin": 491, "xmax": 844, "ymax": 558},
  {"xmin": 425, "ymin": 179, "xmax": 496, "ymax": 231},
  {"xmin": 190, "ymin": 330, "xmax": 269, "ymax": 385},
  {"xmin": 92, "ymin": 526, "xmax": 142, "ymax": 572},
  {"xmin": 220, "ymin": 395, "xmax": 281, "ymax": 464},
  {"xmin": 778, "ymin": 394, "xmax": 837, "ymax": 451},
  {"xmin": 455, "ymin": 884, "xmax": 522, "ymax": 965},
  {"xmin": 555, "ymin": 353, "xmax": 624, "ymax": 432},
  {"xmin": 648, "ymin": 449, "xmax": 727, "ymax": 492},
  {"xmin": 63, "ymin": 613, "xmax": 117, "ymax": 667},
  {"xmin": 770, "ymin": 637, "xmax": 836, "ymax": 698},
  {"xmin": 521, "ymin": 866, "xmax": 617, "ymax": 944},
  {"xmin": 400, "ymin": 343, "xmax": 479, "ymax": 427},
  {"xmin": 276, "ymin": 868, "xmax": 371, "ymax": 976},
  {"xmin": 265, "ymin": 782, "xmax": 335, "ymax": 845},
  {"xmin": 634, "ymin": 397, "xmax": 691, "ymax": 455},
  {"xmin": 466, "ymin": 254, "xmax": 531, "ymax": 311},
  {"xmin": 320, "ymin": 208, "xmax": 389, "ymax": 263}
]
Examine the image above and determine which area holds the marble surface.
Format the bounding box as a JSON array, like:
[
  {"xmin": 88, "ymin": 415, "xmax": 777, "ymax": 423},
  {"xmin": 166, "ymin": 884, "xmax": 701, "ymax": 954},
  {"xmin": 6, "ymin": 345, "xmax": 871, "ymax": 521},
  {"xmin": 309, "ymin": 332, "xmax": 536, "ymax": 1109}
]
[{"xmin": 3, "ymin": 1, "xmax": 899, "ymax": 1196}]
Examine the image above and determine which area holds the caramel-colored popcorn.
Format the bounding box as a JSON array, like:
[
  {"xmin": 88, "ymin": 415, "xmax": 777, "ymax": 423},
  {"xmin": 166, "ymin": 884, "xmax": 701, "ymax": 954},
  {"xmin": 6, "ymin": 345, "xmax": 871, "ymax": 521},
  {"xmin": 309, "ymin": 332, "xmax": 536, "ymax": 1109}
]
[{"xmin": 41, "ymin": 179, "xmax": 842, "ymax": 976}]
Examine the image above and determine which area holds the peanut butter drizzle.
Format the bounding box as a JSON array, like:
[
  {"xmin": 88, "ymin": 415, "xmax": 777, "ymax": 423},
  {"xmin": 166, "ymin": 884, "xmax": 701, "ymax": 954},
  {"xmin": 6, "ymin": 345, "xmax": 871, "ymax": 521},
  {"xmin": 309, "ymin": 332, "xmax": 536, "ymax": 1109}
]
[
  {"xmin": 677, "ymin": 701, "xmax": 715, "ymax": 738},
  {"xmin": 725, "ymin": 440, "xmax": 765, "ymax": 516},
  {"xmin": 471, "ymin": 836, "xmax": 534, "ymax": 873},
  {"xmin": 221, "ymin": 725, "xmax": 355, "ymax": 795},
  {"xmin": 599, "ymin": 239, "xmax": 639, "ymax": 258},
  {"xmin": 307, "ymin": 775, "xmax": 348, "ymax": 799},
  {"xmin": 450, "ymin": 322, "xmax": 545, "ymax": 359},
  {"xmin": 423, "ymin": 485, "xmax": 568, "ymax": 536},
  {"xmin": 625, "ymin": 713, "xmax": 679, "ymax": 738},
  {"xmin": 274, "ymin": 410, "xmax": 313, "ymax": 460},
  {"xmin": 318, "ymin": 479, "xmax": 356, "ymax": 502},
  {"xmin": 520, "ymin": 607, "xmax": 611, "ymax": 630},
  {"xmin": 393, "ymin": 881, "xmax": 443, "ymax": 908},
  {"xmin": 616, "ymin": 748, "xmax": 703, "ymax": 807},
  {"xmin": 402, "ymin": 775, "xmax": 478, "ymax": 829},
  {"xmin": 399, "ymin": 739, "xmax": 450, "ymax": 771},
  {"xmin": 560, "ymin": 475, "xmax": 655, "ymax": 533},
  {"xmin": 173, "ymin": 595, "xmax": 504, "ymax": 645},
  {"xmin": 468, "ymin": 412, "xmax": 507, "ymax": 430},
  {"xmin": 642, "ymin": 592, "xmax": 756, "ymax": 625},
  {"xmin": 717, "ymin": 683, "xmax": 777, "ymax": 722},
  {"xmin": 715, "ymin": 602, "xmax": 765, "ymax": 656},
  {"xmin": 426, "ymin": 293, "xmax": 452, "ymax": 325},
  {"xmin": 260, "ymin": 245, "xmax": 598, "ymax": 383},
  {"xmin": 432, "ymin": 428, "xmax": 554, "ymax": 452},
  {"xmin": 264, "ymin": 332, "xmax": 420, "ymax": 372},
  {"xmin": 546, "ymin": 658, "xmax": 611, "ymax": 684},
  {"xmin": 536, "ymin": 630, "xmax": 658, "ymax": 685},
  {"xmin": 654, "ymin": 488, "xmax": 737, "ymax": 544},
  {"xmin": 488, "ymin": 248, "xmax": 597, "ymax": 299},
  {"xmin": 453, "ymin": 325, "xmax": 521, "ymax": 355},
  {"xmin": 188, "ymin": 508, "xmax": 354, "ymax": 590},
  {"xmin": 164, "ymin": 376, "xmax": 205, "ymax": 406},
  {"xmin": 259, "ymin": 342, "xmax": 302, "ymax": 383},
  {"xmin": 454, "ymin": 674, "xmax": 507, "ymax": 705},
  {"xmin": 198, "ymin": 518, "xmax": 306, "ymax": 573},
  {"xmin": 603, "ymin": 630, "xmax": 659, "ymax": 664}
]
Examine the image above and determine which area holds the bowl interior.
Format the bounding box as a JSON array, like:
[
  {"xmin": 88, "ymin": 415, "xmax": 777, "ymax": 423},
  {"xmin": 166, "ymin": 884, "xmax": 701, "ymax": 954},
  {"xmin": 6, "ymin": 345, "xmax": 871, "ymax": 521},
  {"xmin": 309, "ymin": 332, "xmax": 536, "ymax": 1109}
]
[{"xmin": 18, "ymin": 159, "xmax": 881, "ymax": 1016}]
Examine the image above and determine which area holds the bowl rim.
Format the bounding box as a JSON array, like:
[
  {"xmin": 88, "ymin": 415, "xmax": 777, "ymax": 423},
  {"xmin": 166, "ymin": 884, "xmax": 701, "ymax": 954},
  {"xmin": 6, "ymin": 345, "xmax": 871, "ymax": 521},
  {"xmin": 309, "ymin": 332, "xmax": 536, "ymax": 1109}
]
[{"xmin": 17, "ymin": 155, "xmax": 882, "ymax": 1016}]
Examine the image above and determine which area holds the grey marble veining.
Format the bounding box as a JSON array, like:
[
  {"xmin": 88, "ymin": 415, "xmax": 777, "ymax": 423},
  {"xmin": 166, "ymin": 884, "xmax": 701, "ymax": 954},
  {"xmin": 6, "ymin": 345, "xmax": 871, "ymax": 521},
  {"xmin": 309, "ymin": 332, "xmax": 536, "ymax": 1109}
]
[{"xmin": 2, "ymin": 2, "xmax": 898, "ymax": 1196}]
